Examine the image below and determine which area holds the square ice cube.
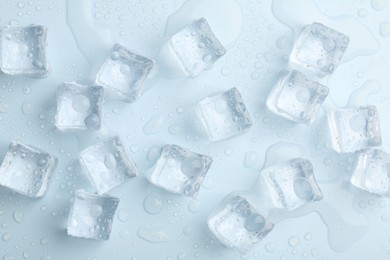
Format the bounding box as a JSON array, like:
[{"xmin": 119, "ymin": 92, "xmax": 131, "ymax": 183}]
[
  {"xmin": 147, "ymin": 144, "xmax": 213, "ymax": 197},
  {"xmin": 96, "ymin": 43, "xmax": 154, "ymax": 102},
  {"xmin": 0, "ymin": 25, "xmax": 49, "ymax": 77},
  {"xmin": 195, "ymin": 87, "xmax": 252, "ymax": 142},
  {"xmin": 67, "ymin": 190, "xmax": 119, "ymax": 240},
  {"xmin": 169, "ymin": 18, "xmax": 226, "ymax": 77},
  {"xmin": 0, "ymin": 142, "xmax": 57, "ymax": 198},
  {"xmin": 290, "ymin": 22, "xmax": 349, "ymax": 77},
  {"xmin": 208, "ymin": 195, "xmax": 274, "ymax": 254},
  {"xmin": 327, "ymin": 106, "xmax": 381, "ymax": 153},
  {"xmin": 79, "ymin": 136, "xmax": 138, "ymax": 194},
  {"xmin": 266, "ymin": 70, "xmax": 329, "ymax": 123},
  {"xmin": 55, "ymin": 82, "xmax": 104, "ymax": 131},
  {"xmin": 351, "ymin": 149, "xmax": 390, "ymax": 197},
  {"xmin": 261, "ymin": 158, "xmax": 323, "ymax": 210}
]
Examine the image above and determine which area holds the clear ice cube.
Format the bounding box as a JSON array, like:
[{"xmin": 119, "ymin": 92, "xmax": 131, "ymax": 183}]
[
  {"xmin": 147, "ymin": 144, "xmax": 213, "ymax": 197},
  {"xmin": 96, "ymin": 43, "xmax": 155, "ymax": 102},
  {"xmin": 195, "ymin": 87, "xmax": 252, "ymax": 142},
  {"xmin": 67, "ymin": 190, "xmax": 119, "ymax": 240},
  {"xmin": 55, "ymin": 82, "xmax": 104, "ymax": 131},
  {"xmin": 261, "ymin": 158, "xmax": 323, "ymax": 211},
  {"xmin": 0, "ymin": 25, "xmax": 49, "ymax": 77},
  {"xmin": 79, "ymin": 136, "xmax": 138, "ymax": 194},
  {"xmin": 266, "ymin": 70, "xmax": 329, "ymax": 123},
  {"xmin": 208, "ymin": 195, "xmax": 274, "ymax": 254},
  {"xmin": 290, "ymin": 22, "xmax": 349, "ymax": 77},
  {"xmin": 327, "ymin": 106, "xmax": 381, "ymax": 153},
  {"xmin": 169, "ymin": 17, "xmax": 226, "ymax": 77},
  {"xmin": 351, "ymin": 149, "xmax": 390, "ymax": 197},
  {"xmin": 0, "ymin": 142, "xmax": 57, "ymax": 198}
]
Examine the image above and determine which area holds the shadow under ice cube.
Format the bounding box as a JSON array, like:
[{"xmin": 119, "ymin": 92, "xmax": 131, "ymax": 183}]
[
  {"xmin": 147, "ymin": 144, "xmax": 213, "ymax": 197},
  {"xmin": 196, "ymin": 87, "xmax": 252, "ymax": 142},
  {"xmin": 0, "ymin": 142, "xmax": 57, "ymax": 198},
  {"xmin": 0, "ymin": 25, "xmax": 49, "ymax": 77},
  {"xmin": 55, "ymin": 82, "xmax": 104, "ymax": 131},
  {"xmin": 266, "ymin": 70, "xmax": 329, "ymax": 123},
  {"xmin": 208, "ymin": 195, "xmax": 274, "ymax": 254},
  {"xmin": 328, "ymin": 106, "xmax": 381, "ymax": 153},
  {"xmin": 67, "ymin": 190, "xmax": 119, "ymax": 240},
  {"xmin": 79, "ymin": 136, "xmax": 138, "ymax": 194},
  {"xmin": 262, "ymin": 158, "xmax": 323, "ymax": 211}
]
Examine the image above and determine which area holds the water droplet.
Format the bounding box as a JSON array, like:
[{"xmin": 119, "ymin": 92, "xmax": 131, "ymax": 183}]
[
  {"xmin": 188, "ymin": 199, "xmax": 201, "ymax": 213},
  {"xmin": 137, "ymin": 228, "xmax": 169, "ymax": 243},
  {"xmin": 120, "ymin": 64, "xmax": 131, "ymax": 75},
  {"xmin": 84, "ymin": 113, "xmax": 100, "ymax": 129},
  {"xmin": 349, "ymin": 114, "xmax": 366, "ymax": 132},
  {"xmin": 181, "ymin": 157, "xmax": 204, "ymax": 177},
  {"xmin": 22, "ymin": 102, "xmax": 32, "ymax": 115},
  {"xmin": 244, "ymin": 213, "xmax": 265, "ymax": 232},
  {"xmin": 295, "ymin": 88, "xmax": 311, "ymax": 103},
  {"xmin": 143, "ymin": 193, "xmax": 164, "ymax": 215},
  {"xmin": 214, "ymin": 100, "xmax": 227, "ymax": 114},
  {"xmin": 2, "ymin": 232, "xmax": 12, "ymax": 242},
  {"xmin": 293, "ymin": 178, "xmax": 314, "ymax": 200},
  {"xmin": 89, "ymin": 205, "xmax": 103, "ymax": 217},
  {"xmin": 104, "ymin": 153, "xmax": 117, "ymax": 169},
  {"xmin": 118, "ymin": 209, "xmax": 130, "ymax": 222},
  {"xmin": 371, "ymin": 0, "xmax": 388, "ymax": 11},
  {"xmin": 72, "ymin": 95, "xmax": 90, "ymax": 112},
  {"xmin": 322, "ymin": 38, "xmax": 336, "ymax": 52},
  {"xmin": 380, "ymin": 21, "xmax": 390, "ymax": 37},
  {"xmin": 244, "ymin": 151, "xmax": 257, "ymax": 168},
  {"xmin": 13, "ymin": 211, "xmax": 24, "ymax": 223},
  {"xmin": 143, "ymin": 115, "xmax": 165, "ymax": 135},
  {"xmin": 288, "ymin": 236, "xmax": 300, "ymax": 247}
]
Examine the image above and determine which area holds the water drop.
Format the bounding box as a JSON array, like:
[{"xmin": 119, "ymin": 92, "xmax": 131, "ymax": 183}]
[
  {"xmin": 143, "ymin": 193, "xmax": 164, "ymax": 214},
  {"xmin": 72, "ymin": 95, "xmax": 90, "ymax": 112},
  {"xmin": 89, "ymin": 205, "xmax": 103, "ymax": 217},
  {"xmin": 13, "ymin": 211, "xmax": 24, "ymax": 223},
  {"xmin": 104, "ymin": 153, "xmax": 117, "ymax": 169}
]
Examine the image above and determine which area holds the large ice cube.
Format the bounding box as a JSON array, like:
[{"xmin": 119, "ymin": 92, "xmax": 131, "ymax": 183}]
[
  {"xmin": 266, "ymin": 70, "xmax": 329, "ymax": 123},
  {"xmin": 351, "ymin": 149, "xmax": 390, "ymax": 197},
  {"xmin": 327, "ymin": 106, "xmax": 381, "ymax": 153},
  {"xmin": 261, "ymin": 158, "xmax": 323, "ymax": 211},
  {"xmin": 290, "ymin": 22, "xmax": 349, "ymax": 77},
  {"xmin": 147, "ymin": 144, "xmax": 213, "ymax": 197},
  {"xmin": 55, "ymin": 82, "xmax": 104, "ymax": 131},
  {"xmin": 0, "ymin": 25, "xmax": 49, "ymax": 77},
  {"xmin": 195, "ymin": 87, "xmax": 252, "ymax": 142},
  {"xmin": 168, "ymin": 18, "xmax": 226, "ymax": 77},
  {"xmin": 0, "ymin": 142, "xmax": 57, "ymax": 198},
  {"xmin": 79, "ymin": 136, "xmax": 138, "ymax": 194},
  {"xmin": 67, "ymin": 190, "xmax": 119, "ymax": 240},
  {"xmin": 208, "ymin": 195, "xmax": 274, "ymax": 254},
  {"xmin": 96, "ymin": 43, "xmax": 154, "ymax": 102}
]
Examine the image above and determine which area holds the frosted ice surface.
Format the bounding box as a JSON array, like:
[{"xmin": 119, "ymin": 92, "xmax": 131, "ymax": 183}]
[
  {"xmin": 55, "ymin": 82, "xmax": 104, "ymax": 131},
  {"xmin": 96, "ymin": 43, "xmax": 154, "ymax": 102},
  {"xmin": 0, "ymin": 25, "xmax": 49, "ymax": 77},
  {"xmin": 328, "ymin": 106, "xmax": 381, "ymax": 153},
  {"xmin": 208, "ymin": 195, "xmax": 274, "ymax": 254},
  {"xmin": 169, "ymin": 17, "xmax": 226, "ymax": 77},
  {"xmin": 290, "ymin": 22, "xmax": 349, "ymax": 77},
  {"xmin": 79, "ymin": 136, "xmax": 138, "ymax": 194},
  {"xmin": 67, "ymin": 190, "xmax": 119, "ymax": 240},
  {"xmin": 266, "ymin": 70, "xmax": 329, "ymax": 123},
  {"xmin": 0, "ymin": 142, "xmax": 57, "ymax": 198},
  {"xmin": 147, "ymin": 144, "xmax": 213, "ymax": 197},
  {"xmin": 261, "ymin": 158, "xmax": 323, "ymax": 211},
  {"xmin": 196, "ymin": 87, "xmax": 252, "ymax": 142}
]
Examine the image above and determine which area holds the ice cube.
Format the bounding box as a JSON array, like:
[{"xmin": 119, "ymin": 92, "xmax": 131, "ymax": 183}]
[
  {"xmin": 290, "ymin": 22, "xmax": 349, "ymax": 77},
  {"xmin": 0, "ymin": 25, "xmax": 49, "ymax": 77},
  {"xmin": 261, "ymin": 158, "xmax": 323, "ymax": 210},
  {"xmin": 195, "ymin": 87, "xmax": 252, "ymax": 141},
  {"xmin": 266, "ymin": 70, "xmax": 329, "ymax": 123},
  {"xmin": 0, "ymin": 142, "xmax": 57, "ymax": 198},
  {"xmin": 96, "ymin": 43, "xmax": 154, "ymax": 102},
  {"xmin": 208, "ymin": 195, "xmax": 274, "ymax": 254},
  {"xmin": 327, "ymin": 106, "xmax": 381, "ymax": 153},
  {"xmin": 147, "ymin": 144, "xmax": 213, "ymax": 197},
  {"xmin": 351, "ymin": 149, "xmax": 390, "ymax": 197},
  {"xmin": 67, "ymin": 190, "xmax": 119, "ymax": 240},
  {"xmin": 55, "ymin": 82, "xmax": 104, "ymax": 131},
  {"xmin": 168, "ymin": 18, "xmax": 226, "ymax": 77},
  {"xmin": 79, "ymin": 136, "xmax": 138, "ymax": 194}
]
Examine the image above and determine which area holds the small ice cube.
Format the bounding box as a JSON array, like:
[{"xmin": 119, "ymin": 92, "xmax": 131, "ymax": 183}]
[
  {"xmin": 169, "ymin": 18, "xmax": 226, "ymax": 77},
  {"xmin": 351, "ymin": 149, "xmax": 390, "ymax": 197},
  {"xmin": 290, "ymin": 22, "xmax": 349, "ymax": 77},
  {"xmin": 261, "ymin": 158, "xmax": 323, "ymax": 210},
  {"xmin": 96, "ymin": 43, "xmax": 154, "ymax": 102},
  {"xmin": 208, "ymin": 195, "xmax": 274, "ymax": 254},
  {"xmin": 79, "ymin": 136, "xmax": 138, "ymax": 194},
  {"xmin": 0, "ymin": 142, "xmax": 57, "ymax": 198},
  {"xmin": 67, "ymin": 190, "xmax": 119, "ymax": 240},
  {"xmin": 196, "ymin": 87, "xmax": 252, "ymax": 141},
  {"xmin": 147, "ymin": 144, "xmax": 213, "ymax": 197},
  {"xmin": 0, "ymin": 25, "xmax": 49, "ymax": 77},
  {"xmin": 55, "ymin": 82, "xmax": 104, "ymax": 131},
  {"xmin": 266, "ymin": 70, "xmax": 329, "ymax": 123},
  {"xmin": 327, "ymin": 106, "xmax": 381, "ymax": 153}
]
